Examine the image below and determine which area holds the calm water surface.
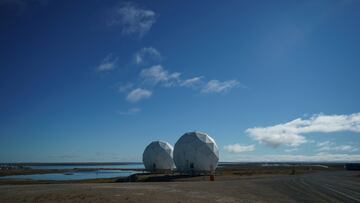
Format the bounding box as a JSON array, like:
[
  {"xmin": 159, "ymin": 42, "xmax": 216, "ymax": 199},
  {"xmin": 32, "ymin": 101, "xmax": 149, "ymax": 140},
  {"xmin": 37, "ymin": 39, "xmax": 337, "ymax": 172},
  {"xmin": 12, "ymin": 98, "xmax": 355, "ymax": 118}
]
[
  {"xmin": 27, "ymin": 163, "xmax": 144, "ymax": 170},
  {"xmin": 0, "ymin": 164, "xmax": 145, "ymax": 181}
]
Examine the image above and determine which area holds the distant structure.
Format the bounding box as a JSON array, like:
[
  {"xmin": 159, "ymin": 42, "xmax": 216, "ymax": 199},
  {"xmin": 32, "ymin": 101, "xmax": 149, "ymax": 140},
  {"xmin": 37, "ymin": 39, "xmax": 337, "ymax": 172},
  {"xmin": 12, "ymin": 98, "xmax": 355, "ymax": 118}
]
[
  {"xmin": 142, "ymin": 141, "xmax": 175, "ymax": 172},
  {"xmin": 173, "ymin": 131, "xmax": 219, "ymax": 174}
]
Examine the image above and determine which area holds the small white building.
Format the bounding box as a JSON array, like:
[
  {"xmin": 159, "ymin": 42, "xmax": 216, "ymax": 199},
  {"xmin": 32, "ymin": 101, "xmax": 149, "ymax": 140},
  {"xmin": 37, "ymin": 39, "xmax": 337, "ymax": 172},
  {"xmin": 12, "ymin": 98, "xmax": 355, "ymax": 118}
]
[
  {"xmin": 173, "ymin": 131, "xmax": 219, "ymax": 173},
  {"xmin": 142, "ymin": 141, "xmax": 175, "ymax": 172}
]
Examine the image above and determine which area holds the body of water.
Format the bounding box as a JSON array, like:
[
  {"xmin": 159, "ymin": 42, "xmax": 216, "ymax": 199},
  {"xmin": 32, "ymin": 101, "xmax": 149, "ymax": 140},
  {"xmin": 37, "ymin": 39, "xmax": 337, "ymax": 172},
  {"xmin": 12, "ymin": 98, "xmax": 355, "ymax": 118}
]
[
  {"xmin": 0, "ymin": 170, "xmax": 135, "ymax": 181},
  {"xmin": 27, "ymin": 163, "xmax": 144, "ymax": 170},
  {"xmin": 0, "ymin": 163, "xmax": 145, "ymax": 181}
]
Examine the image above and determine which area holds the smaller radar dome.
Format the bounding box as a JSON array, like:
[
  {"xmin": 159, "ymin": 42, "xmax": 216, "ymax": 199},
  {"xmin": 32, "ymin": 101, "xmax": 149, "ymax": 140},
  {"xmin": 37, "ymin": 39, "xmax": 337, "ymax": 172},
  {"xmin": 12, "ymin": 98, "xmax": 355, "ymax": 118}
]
[
  {"xmin": 173, "ymin": 131, "xmax": 219, "ymax": 173},
  {"xmin": 142, "ymin": 141, "xmax": 175, "ymax": 172}
]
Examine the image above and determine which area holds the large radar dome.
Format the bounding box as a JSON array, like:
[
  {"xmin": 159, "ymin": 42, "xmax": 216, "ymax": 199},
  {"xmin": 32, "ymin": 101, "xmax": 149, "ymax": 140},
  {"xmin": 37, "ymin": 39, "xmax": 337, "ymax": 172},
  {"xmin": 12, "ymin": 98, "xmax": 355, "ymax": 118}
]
[
  {"xmin": 173, "ymin": 131, "xmax": 219, "ymax": 173},
  {"xmin": 142, "ymin": 141, "xmax": 175, "ymax": 172}
]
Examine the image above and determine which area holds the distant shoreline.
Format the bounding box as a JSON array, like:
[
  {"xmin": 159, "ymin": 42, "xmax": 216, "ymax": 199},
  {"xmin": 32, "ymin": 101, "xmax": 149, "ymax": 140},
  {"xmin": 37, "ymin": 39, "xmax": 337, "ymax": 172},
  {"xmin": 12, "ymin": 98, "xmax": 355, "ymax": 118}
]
[
  {"xmin": 1, "ymin": 161, "xmax": 356, "ymax": 165},
  {"xmin": 0, "ymin": 162, "xmax": 143, "ymax": 166},
  {"xmin": 0, "ymin": 162, "xmax": 349, "ymax": 185}
]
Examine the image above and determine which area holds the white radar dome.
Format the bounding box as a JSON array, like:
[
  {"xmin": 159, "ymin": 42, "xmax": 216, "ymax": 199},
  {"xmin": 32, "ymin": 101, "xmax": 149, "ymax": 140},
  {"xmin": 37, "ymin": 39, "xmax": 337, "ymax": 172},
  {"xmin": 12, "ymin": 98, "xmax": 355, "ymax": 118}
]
[
  {"xmin": 173, "ymin": 131, "xmax": 219, "ymax": 173},
  {"xmin": 142, "ymin": 141, "xmax": 175, "ymax": 172}
]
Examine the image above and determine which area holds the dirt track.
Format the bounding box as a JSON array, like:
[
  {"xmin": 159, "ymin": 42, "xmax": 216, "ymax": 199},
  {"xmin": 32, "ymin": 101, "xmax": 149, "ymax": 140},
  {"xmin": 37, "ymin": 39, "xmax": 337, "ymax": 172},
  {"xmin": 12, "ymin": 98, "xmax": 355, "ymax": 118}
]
[{"xmin": 0, "ymin": 171, "xmax": 359, "ymax": 203}]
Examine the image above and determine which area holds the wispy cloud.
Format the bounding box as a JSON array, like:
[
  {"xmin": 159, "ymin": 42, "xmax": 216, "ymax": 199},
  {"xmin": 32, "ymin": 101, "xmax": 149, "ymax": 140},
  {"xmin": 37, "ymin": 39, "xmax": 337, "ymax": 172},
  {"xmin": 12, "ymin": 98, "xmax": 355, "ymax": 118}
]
[
  {"xmin": 108, "ymin": 2, "xmax": 156, "ymax": 38},
  {"xmin": 317, "ymin": 141, "xmax": 358, "ymax": 153},
  {"xmin": 180, "ymin": 76, "xmax": 204, "ymax": 88},
  {"xmin": 118, "ymin": 83, "xmax": 133, "ymax": 93},
  {"xmin": 116, "ymin": 47, "xmax": 243, "ymax": 103},
  {"xmin": 201, "ymin": 80, "xmax": 240, "ymax": 93},
  {"xmin": 246, "ymin": 113, "xmax": 360, "ymax": 148},
  {"xmin": 139, "ymin": 65, "xmax": 241, "ymax": 93},
  {"xmin": 97, "ymin": 54, "xmax": 118, "ymax": 72},
  {"xmin": 333, "ymin": 145, "xmax": 358, "ymax": 152},
  {"xmin": 222, "ymin": 153, "xmax": 360, "ymax": 162},
  {"xmin": 126, "ymin": 88, "xmax": 152, "ymax": 102},
  {"xmin": 316, "ymin": 141, "xmax": 332, "ymax": 151},
  {"xmin": 132, "ymin": 65, "xmax": 241, "ymax": 101},
  {"xmin": 140, "ymin": 65, "xmax": 181, "ymax": 86},
  {"xmin": 224, "ymin": 144, "xmax": 255, "ymax": 153},
  {"xmin": 284, "ymin": 148, "xmax": 298, "ymax": 153},
  {"xmin": 134, "ymin": 47, "xmax": 161, "ymax": 65},
  {"xmin": 118, "ymin": 107, "xmax": 141, "ymax": 115}
]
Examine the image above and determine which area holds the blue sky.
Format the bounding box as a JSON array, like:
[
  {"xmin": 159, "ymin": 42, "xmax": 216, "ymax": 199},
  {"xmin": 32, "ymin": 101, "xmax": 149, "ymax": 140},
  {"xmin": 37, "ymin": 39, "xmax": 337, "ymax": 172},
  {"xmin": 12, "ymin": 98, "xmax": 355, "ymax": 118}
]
[{"xmin": 0, "ymin": 0, "xmax": 359, "ymax": 162}]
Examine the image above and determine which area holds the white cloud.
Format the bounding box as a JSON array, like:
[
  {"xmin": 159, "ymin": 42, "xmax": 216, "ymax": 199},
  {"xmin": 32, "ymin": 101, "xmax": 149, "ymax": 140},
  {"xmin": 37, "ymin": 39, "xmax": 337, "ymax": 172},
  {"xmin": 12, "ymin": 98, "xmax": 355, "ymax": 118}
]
[
  {"xmin": 140, "ymin": 66, "xmax": 240, "ymax": 92},
  {"xmin": 126, "ymin": 88, "xmax": 152, "ymax": 102},
  {"xmin": 202, "ymin": 80, "xmax": 239, "ymax": 93},
  {"xmin": 108, "ymin": 2, "xmax": 156, "ymax": 37},
  {"xmin": 180, "ymin": 76, "xmax": 204, "ymax": 88},
  {"xmin": 116, "ymin": 48, "xmax": 243, "ymax": 103},
  {"xmin": 222, "ymin": 153, "xmax": 360, "ymax": 162},
  {"xmin": 118, "ymin": 83, "xmax": 133, "ymax": 93},
  {"xmin": 118, "ymin": 108, "xmax": 141, "ymax": 115},
  {"xmin": 334, "ymin": 145, "xmax": 358, "ymax": 152},
  {"xmin": 317, "ymin": 141, "xmax": 358, "ymax": 153},
  {"xmin": 316, "ymin": 141, "xmax": 333, "ymax": 151},
  {"xmin": 285, "ymin": 148, "xmax": 299, "ymax": 153},
  {"xmin": 224, "ymin": 144, "xmax": 255, "ymax": 153},
  {"xmin": 140, "ymin": 65, "xmax": 181, "ymax": 86},
  {"xmin": 317, "ymin": 141, "xmax": 332, "ymax": 148},
  {"xmin": 97, "ymin": 54, "xmax": 118, "ymax": 72},
  {"xmin": 246, "ymin": 113, "xmax": 360, "ymax": 148},
  {"xmin": 134, "ymin": 47, "xmax": 161, "ymax": 65},
  {"xmin": 246, "ymin": 124, "xmax": 307, "ymax": 148}
]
